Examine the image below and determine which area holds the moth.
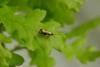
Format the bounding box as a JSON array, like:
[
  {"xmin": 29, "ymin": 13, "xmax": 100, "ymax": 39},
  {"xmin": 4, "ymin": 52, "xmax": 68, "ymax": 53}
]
[{"xmin": 39, "ymin": 29, "xmax": 54, "ymax": 37}]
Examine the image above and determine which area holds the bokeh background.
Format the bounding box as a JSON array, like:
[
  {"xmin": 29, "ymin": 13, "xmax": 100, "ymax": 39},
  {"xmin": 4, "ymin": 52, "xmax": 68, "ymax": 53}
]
[
  {"xmin": 16, "ymin": 0, "xmax": 100, "ymax": 67},
  {"xmin": 54, "ymin": 0, "xmax": 100, "ymax": 67}
]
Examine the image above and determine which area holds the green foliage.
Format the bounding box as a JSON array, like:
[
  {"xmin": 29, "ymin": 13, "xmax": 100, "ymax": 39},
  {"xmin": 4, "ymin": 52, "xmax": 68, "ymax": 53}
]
[
  {"xmin": 0, "ymin": 43, "xmax": 11, "ymax": 67},
  {"xmin": 61, "ymin": 36, "xmax": 100, "ymax": 63},
  {"xmin": 9, "ymin": 53, "xmax": 24, "ymax": 67},
  {"xmin": 0, "ymin": 0, "xmax": 100, "ymax": 67},
  {"xmin": 66, "ymin": 17, "xmax": 100, "ymax": 38},
  {"xmin": 8, "ymin": 0, "xmax": 28, "ymax": 7},
  {"xmin": 76, "ymin": 48, "xmax": 100, "ymax": 63},
  {"xmin": 29, "ymin": 49, "xmax": 55, "ymax": 67},
  {"xmin": 27, "ymin": 0, "xmax": 74, "ymax": 24},
  {"xmin": 7, "ymin": 0, "xmax": 84, "ymax": 24},
  {"xmin": 0, "ymin": 33, "xmax": 24, "ymax": 67},
  {"xmin": 0, "ymin": 0, "xmax": 9, "ymax": 6},
  {"xmin": 0, "ymin": 33, "xmax": 11, "ymax": 43}
]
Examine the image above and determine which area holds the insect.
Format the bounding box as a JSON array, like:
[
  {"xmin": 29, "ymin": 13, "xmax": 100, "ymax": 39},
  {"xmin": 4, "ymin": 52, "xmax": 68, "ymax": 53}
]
[{"xmin": 39, "ymin": 28, "xmax": 54, "ymax": 37}]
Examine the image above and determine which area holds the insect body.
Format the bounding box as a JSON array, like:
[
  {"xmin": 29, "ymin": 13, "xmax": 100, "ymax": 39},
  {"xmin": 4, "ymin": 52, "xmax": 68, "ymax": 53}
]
[{"xmin": 39, "ymin": 29, "xmax": 54, "ymax": 37}]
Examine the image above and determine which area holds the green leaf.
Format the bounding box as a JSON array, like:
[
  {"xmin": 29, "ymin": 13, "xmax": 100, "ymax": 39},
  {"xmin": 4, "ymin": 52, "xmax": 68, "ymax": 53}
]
[
  {"xmin": 28, "ymin": 0, "xmax": 83, "ymax": 24},
  {"xmin": 9, "ymin": 53, "xmax": 24, "ymax": 67},
  {"xmin": 0, "ymin": 33, "xmax": 11, "ymax": 43},
  {"xmin": 30, "ymin": 20, "xmax": 65, "ymax": 52},
  {"xmin": 0, "ymin": 6, "xmax": 46, "ymax": 50},
  {"xmin": 42, "ymin": 0, "xmax": 75, "ymax": 24},
  {"xmin": 61, "ymin": 35, "xmax": 100, "ymax": 63},
  {"xmin": 76, "ymin": 48, "xmax": 100, "ymax": 63},
  {"xmin": 0, "ymin": 43, "xmax": 12, "ymax": 67},
  {"xmin": 66, "ymin": 17, "xmax": 100, "ymax": 38},
  {"xmin": 61, "ymin": 0, "xmax": 84, "ymax": 12},
  {"xmin": 28, "ymin": 20, "xmax": 66, "ymax": 67},
  {"xmin": 0, "ymin": 43, "xmax": 12, "ymax": 59},
  {"xmin": 0, "ymin": 58, "xmax": 9, "ymax": 67},
  {"xmin": 29, "ymin": 49, "xmax": 55, "ymax": 67}
]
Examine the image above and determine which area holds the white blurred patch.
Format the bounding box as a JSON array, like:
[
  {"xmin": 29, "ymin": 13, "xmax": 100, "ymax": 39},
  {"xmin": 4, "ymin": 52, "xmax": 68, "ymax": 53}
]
[{"xmin": 14, "ymin": 11, "xmax": 27, "ymax": 16}]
